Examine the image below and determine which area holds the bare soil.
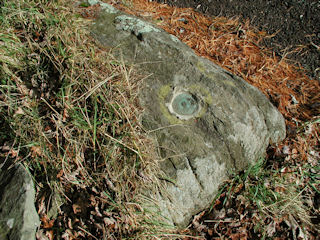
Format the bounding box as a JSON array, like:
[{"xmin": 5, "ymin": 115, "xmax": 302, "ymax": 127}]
[{"xmin": 156, "ymin": 0, "xmax": 320, "ymax": 81}]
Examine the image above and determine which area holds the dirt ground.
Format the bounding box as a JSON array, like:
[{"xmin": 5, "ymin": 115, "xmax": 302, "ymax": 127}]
[{"xmin": 156, "ymin": 0, "xmax": 320, "ymax": 81}]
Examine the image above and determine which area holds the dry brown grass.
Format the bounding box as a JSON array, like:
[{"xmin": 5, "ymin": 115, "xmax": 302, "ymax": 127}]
[{"xmin": 0, "ymin": 0, "xmax": 169, "ymax": 239}]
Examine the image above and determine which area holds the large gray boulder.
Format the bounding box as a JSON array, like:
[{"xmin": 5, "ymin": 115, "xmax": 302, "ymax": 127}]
[
  {"xmin": 90, "ymin": 1, "xmax": 286, "ymax": 227},
  {"xmin": 0, "ymin": 163, "xmax": 40, "ymax": 240}
]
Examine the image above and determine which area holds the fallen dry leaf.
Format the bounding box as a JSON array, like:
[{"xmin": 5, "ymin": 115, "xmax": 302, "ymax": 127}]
[
  {"xmin": 192, "ymin": 210, "xmax": 208, "ymax": 232},
  {"xmin": 36, "ymin": 229, "xmax": 49, "ymax": 240},
  {"xmin": 31, "ymin": 146, "xmax": 42, "ymax": 158},
  {"xmin": 266, "ymin": 220, "xmax": 276, "ymax": 237},
  {"xmin": 72, "ymin": 204, "xmax": 82, "ymax": 214},
  {"xmin": 14, "ymin": 107, "xmax": 24, "ymax": 116},
  {"xmin": 104, "ymin": 217, "xmax": 117, "ymax": 230},
  {"xmin": 40, "ymin": 215, "xmax": 54, "ymax": 229}
]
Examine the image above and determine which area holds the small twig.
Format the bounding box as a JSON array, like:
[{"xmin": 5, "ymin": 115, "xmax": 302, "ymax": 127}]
[
  {"xmin": 310, "ymin": 41, "xmax": 320, "ymax": 51},
  {"xmin": 0, "ymin": 139, "xmax": 16, "ymax": 169},
  {"xmin": 204, "ymin": 219, "xmax": 235, "ymax": 223},
  {"xmin": 279, "ymin": 186, "xmax": 307, "ymax": 214},
  {"xmin": 72, "ymin": 73, "xmax": 119, "ymax": 103},
  {"xmin": 77, "ymin": 226, "xmax": 98, "ymax": 240},
  {"xmin": 41, "ymin": 97, "xmax": 60, "ymax": 117},
  {"xmin": 148, "ymin": 124, "xmax": 186, "ymax": 133},
  {"xmin": 103, "ymin": 132, "xmax": 141, "ymax": 158}
]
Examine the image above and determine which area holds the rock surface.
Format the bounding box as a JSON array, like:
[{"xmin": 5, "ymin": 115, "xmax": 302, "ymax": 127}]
[
  {"xmin": 0, "ymin": 163, "xmax": 40, "ymax": 240},
  {"xmin": 91, "ymin": 1, "xmax": 286, "ymax": 227}
]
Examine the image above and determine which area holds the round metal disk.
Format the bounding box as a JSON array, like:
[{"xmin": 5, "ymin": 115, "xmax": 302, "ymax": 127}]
[{"xmin": 171, "ymin": 92, "xmax": 199, "ymax": 116}]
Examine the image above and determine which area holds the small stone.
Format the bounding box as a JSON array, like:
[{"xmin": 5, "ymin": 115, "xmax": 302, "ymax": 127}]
[
  {"xmin": 6, "ymin": 219, "xmax": 14, "ymax": 229},
  {"xmin": 0, "ymin": 164, "xmax": 40, "ymax": 240},
  {"xmin": 178, "ymin": 18, "xmax": 188, "ymax": 24}
]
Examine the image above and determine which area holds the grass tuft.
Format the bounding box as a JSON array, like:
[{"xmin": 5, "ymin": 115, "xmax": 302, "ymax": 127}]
[{"xmin": 0, "ymin": 0, "xmax": 171, "ymax": 239}]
